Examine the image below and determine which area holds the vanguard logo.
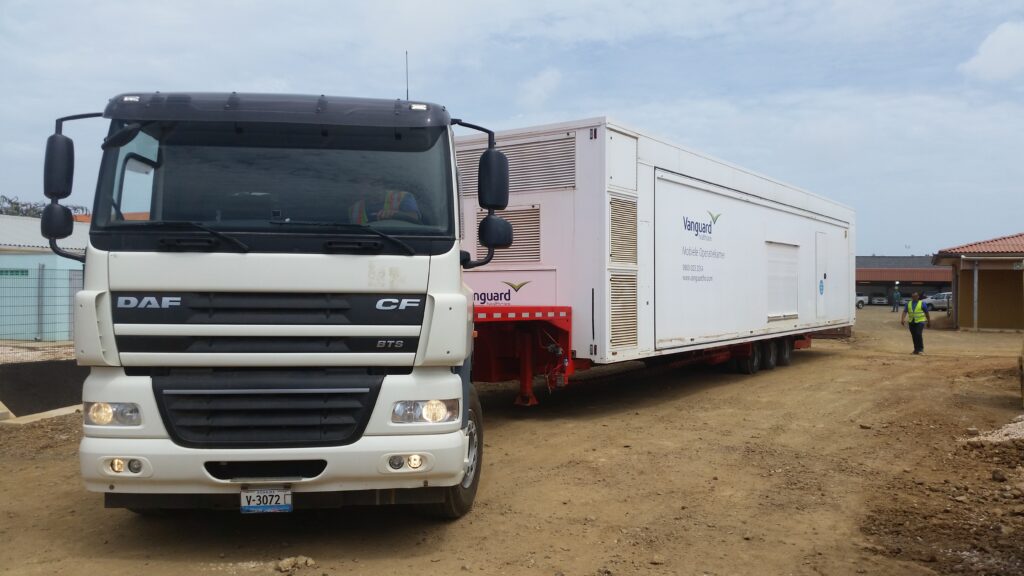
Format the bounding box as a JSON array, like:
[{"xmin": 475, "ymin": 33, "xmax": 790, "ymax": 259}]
[
  {"xmin": 501, "ymin": 280, "xmax": 531, "ymax": 292},
  {"xmin": 474, "ymin": 280, "xmax": 532, "ymax": 304},
  {"xmin": 683, "ymin": 211, "xmax": 722, "ymax": 239}
]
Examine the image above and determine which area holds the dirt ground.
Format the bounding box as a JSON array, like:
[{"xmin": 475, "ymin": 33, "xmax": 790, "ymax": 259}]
[
  {"xmin": 0, "ymin": 341, "xmax": 74, "ymax": 364},
  {"xmin": 1, "ymin": 307, "xmax": 1022, "ymax": 576}
]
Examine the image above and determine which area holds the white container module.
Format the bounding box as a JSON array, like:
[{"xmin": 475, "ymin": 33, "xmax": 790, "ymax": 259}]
[{"xmin": 456, "ymin": 118, "xmax": 854, "ymax": 404}]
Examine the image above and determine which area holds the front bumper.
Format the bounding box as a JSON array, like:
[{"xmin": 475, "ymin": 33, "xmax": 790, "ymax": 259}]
[{"xmin": 81, "ymin": 430, "xmax": 469, "ymax": 495}]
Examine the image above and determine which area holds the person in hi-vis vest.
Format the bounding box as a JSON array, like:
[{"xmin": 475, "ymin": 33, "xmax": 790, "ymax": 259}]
[
  {"xmin": 900, "ymin": 291, "xmax": 931, "ymax": 354},
  {"xmin": 349, "ymin": 188, "xmax": 421, "ymax": 224}
]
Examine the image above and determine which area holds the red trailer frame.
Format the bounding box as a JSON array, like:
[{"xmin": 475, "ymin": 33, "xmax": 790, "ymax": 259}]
[{"xmin": 472, "ymin": 305, "xmax": 816, "ymax": 406}]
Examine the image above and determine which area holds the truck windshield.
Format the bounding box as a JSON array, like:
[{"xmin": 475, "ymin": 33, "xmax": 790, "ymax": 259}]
[{"xmin": 92, "ymin": 120, "xmax": 454, "ymax": 241}]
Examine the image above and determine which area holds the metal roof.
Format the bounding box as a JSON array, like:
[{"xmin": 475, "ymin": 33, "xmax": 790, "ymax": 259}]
[
  {"xmin": 0, "ymin": 215, "xmax": 89, "ymax": 252},
  {"xmin": 937, "ymin": 232, "xmax": 1024, "ymax": 256},
  {"xmin": 856, "ymin": 268, "xmax": 952, "ymax": 282},
  {"xmin": 856, "ymin": 256, "xmax": 937, "ymax": 269}
]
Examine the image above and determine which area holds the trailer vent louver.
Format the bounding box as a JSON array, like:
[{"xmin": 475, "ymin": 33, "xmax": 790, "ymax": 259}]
[
  {"xmin": 609, "ymin": 197, "xmax": 638, "ymax": 265},
  {"xmin": 475, "ymin": 206, "xmax": 541, "ymax": 262},
  {"xmin": 609, "ymin": 273, "xmax": 638, "ymax": 349},
  {"xmin": 457, "ymin": 135, "xmax": 575, "ymax": 195}
]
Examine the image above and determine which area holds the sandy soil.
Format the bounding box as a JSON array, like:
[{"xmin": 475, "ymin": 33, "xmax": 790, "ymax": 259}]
[
  {"xmin": 0, "ymin": 341, "xmax": 74, "ymax": 364},
  {"xmin": 1, "ymin": 307, "xmax": 1022, "ymax": 576}
]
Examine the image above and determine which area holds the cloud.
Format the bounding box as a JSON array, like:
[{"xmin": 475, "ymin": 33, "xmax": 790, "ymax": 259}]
[
  {"xmin": 959, "ymin": 21, "xmax": 1024, "ymax": 82},
  {"xmin": 518, "ymin": 68, "xmax": 562, "ymax": 109},
  {"xmin": 536, "ymin": 88, "xmax": 1024, "ymax": 255}
]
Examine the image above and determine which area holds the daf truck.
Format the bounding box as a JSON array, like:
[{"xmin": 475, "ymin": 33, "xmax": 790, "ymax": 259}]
[{"xmin": 40, "ymin": 93, "xmax": 512, "ymax": 517}]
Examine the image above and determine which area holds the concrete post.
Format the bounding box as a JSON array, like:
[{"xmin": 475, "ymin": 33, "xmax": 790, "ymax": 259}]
[
  {"xmin": 36, "ymin": 263, "xmax": 45, "ymax": 341},
  {"xmin": 972, "ymin": 261, "xmax": 979, "ymax": 332}
]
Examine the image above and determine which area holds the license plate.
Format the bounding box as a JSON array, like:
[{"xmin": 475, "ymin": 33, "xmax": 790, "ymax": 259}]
[{"xmin": 240, "ymin": 487, "xmax": 292, "ymax": 514}]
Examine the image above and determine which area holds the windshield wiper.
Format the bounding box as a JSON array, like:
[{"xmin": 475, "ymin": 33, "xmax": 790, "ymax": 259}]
[
  {"xmin": 146, "ymin": 221, "xmax": 250, "ymax": 253},
  {"xmin": 268, "ymin": 220, "xmax": 416, "ymax": 256}
]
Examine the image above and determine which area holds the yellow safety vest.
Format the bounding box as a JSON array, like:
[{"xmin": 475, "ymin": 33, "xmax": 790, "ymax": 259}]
[
  {"xmin": 349, "ymin": 190, "xmax": 410, "ymax": 224},
  {"xmin": 906, "ymin": 300, "xmax": 926, "ymax": 323}
]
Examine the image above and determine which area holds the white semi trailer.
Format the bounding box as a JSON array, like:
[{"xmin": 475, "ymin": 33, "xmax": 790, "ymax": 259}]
[
  {"xmin": 40, "ymin": 93, "xmax": 513, "ymax": 517},
  {"xmin": 456, "ymin": 118, "xmax": 855, "ymax": 405}
]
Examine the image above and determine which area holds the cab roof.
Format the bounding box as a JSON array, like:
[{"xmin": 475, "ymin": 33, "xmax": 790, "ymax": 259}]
[{"xmin": 103, "ymin": 92, "xmax": 450, "ymax": 128}]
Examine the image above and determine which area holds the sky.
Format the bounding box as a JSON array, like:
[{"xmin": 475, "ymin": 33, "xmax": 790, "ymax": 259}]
[{"xmin": 1, "ymin": 0, "xmax": 1023, "ymax": 256}]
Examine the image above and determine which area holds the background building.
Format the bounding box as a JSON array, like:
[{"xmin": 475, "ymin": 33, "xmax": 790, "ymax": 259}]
[
  {"xmin": 0, "ymin": 215, "xmax": 88, "ymax": 344},
  {"xmin": 855, "ymin": 256, "xmax": 952, "ymax": 304},
  {"xmin": 933, "ymin": 233, "xmax": 1024, "ymax": 331}
]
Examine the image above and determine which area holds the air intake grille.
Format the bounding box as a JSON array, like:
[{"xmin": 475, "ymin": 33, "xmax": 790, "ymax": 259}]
[
  {"xmin": 475, "ymin": 205, "xmax": 541, "ymax": 262},
  {"xmin": 457, "ymin": 135, "xmax": 575, "ymax": 195},
  {"xmin": 153, "ymin": 370, "xmax": 382, "ymax": 449},
  {"xmin": 609, "ymin": 197, "xmax": 637, "ymax": 265},
  {"xmin": 609, "ymin": 274, "xmax": 638, "ymax": 349}
]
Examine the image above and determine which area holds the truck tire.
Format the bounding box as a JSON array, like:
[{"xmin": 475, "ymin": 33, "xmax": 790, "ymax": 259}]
[
  {"xmin": 761, "ymin": 340, "xmax": 777, "ymax": 370},
  {"xmin": 419, "ymin": 385, "xmax": 482, "ymax": 520},
  {"xmin": 736, "ymin": 343, "xmax": 761, "ymax": 375},
  {"xmin": 777, "ymin": 338, "xmax": 793, "ymax": 366}
]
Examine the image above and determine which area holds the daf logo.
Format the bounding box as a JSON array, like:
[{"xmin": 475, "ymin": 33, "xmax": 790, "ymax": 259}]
[
  {"xmin": 375, "ymin": 298, "xmax": 421, "ymax": 311},
  {"xmin": 117, "ymin": 296, "xmax": 182, "ymax": 309}
]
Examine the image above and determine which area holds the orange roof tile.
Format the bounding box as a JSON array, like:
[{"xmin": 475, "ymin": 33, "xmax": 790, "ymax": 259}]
[{"xmin": 938, "ymin": 232, "xmax": 1024, "ymax": 255}]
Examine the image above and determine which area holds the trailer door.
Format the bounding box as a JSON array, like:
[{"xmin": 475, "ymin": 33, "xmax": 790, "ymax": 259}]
[{"xmin": 815, "ymin": 232, "xmax": 827, "ymax": 318}]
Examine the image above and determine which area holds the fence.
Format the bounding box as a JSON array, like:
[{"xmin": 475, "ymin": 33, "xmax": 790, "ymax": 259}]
[{"xmin": 0, "ymin": 264, "xmax": 82, "ymax": 364}]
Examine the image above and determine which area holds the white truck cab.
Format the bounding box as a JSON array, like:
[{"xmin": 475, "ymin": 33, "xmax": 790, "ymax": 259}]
[{"xmin": 40, "ymin": 93, "xmax": 512, "ymax": 517}]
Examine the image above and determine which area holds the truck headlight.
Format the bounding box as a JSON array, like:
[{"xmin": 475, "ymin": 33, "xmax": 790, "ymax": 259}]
[
  {"xmin": 391, "ymin": 399, "xmax": 460, "ymax": 424},
  {"xmin": 85, "ymin": 402, "xmax": 141, "ymax": 426}
]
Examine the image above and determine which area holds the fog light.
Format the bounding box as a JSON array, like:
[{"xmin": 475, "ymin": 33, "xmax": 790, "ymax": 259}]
[
  {"xmin": 127, "ymin": 459, "xmax": 143, "ymax": 474},
  {"xmin": 388, "ymin": 455, "xmax": 405, "ymax": 470},
  {"xmin": 407, "ymin": 454, "xmax": 423, "ymax": 469},
  {"xmin": 110, "ymin": 458, "xmax": 126, "ymax": 473},
  {"xmin": 88, "ymin": 402, "xmax": 114, "ymax": 426}
]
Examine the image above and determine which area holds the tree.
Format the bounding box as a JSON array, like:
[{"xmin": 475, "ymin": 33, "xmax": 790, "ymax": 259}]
[{"xmin": 0, "ymin": 195, "xmax": 90, "ymax": 217}]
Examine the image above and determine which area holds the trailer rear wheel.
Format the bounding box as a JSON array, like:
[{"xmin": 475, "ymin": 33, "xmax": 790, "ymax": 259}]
[
  {"xmin": 777, "ymin": 338, "xmax": 793, "ymax": 366},
  {"xmin": 761, "ymin": 340, "xmax": 777, "ymax": 370},
  {"xmin": 418, "ymin": 385, "xmax": 483, "ymax": 520},
  {"xmin": 736, "ymin": 343, "xmax": 761, "ymax": 375}
]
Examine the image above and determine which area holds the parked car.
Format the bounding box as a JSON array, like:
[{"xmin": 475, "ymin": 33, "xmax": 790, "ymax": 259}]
[
  {"xmin": 870, "ymin": 295, "xmax": 888, "ymax": 306},
  {"xmin": 856, "ymin": 293, "xmax": 869, "ymax": 309},
  {"xmin": 924, "ymin": 292, "xmax": 952, "ymax": 311}
]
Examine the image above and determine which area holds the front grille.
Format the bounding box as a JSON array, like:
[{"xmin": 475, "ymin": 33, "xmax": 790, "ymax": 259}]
[
  {"xmin": 119, "ymin": 336, "xmax": 418, "ymax": 354},
  {"xmin": 153, "ymin": 369, "xmax": 383, "ymax": 449},
  {"xmin": 111, "ymin": 292, "xmax": 426, "ymax": 325}
]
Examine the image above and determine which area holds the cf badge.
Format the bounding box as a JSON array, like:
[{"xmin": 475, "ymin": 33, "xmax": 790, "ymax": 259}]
[{"xmin": 375, "ymin": 298, "xmax": 421, "ymax": 311}]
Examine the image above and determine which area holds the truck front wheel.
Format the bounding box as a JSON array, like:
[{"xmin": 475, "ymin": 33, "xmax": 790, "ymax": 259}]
[{"xmin": 419, "ymin": 385, "xmax": 483, "ymax": 519}]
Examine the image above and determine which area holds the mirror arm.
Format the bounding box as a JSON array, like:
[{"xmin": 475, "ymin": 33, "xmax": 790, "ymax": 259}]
[
  {"xmin": 462, "ymin": 247, "xmax": 495, "ymax": 270},
  {"xmin": 451, "ymin": 119, "xmax": 496, "ymax": 149},
  {"xmin": 54, "ymin": 112, "xmax": 103, "ymax": 135},
  {"xmin": 47, "ymin": 194, "xmax": 85, "ymax": 264}
]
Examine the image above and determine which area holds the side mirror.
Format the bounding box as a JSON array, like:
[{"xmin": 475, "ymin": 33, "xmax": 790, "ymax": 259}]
[
  {"xmin": 477, "ymin": 148, "xmax": 509, "ymax": 210},
  {"xmin": 478, "ymin": 214, "xmax": 513, "ymax": 249},
  {"xmin": 44, "ymin": 134, "xmax": 75, "ymax": 200},
  {"xmin": 41, "ymin": 203, "xmax": 74, "ymax": 240}
]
